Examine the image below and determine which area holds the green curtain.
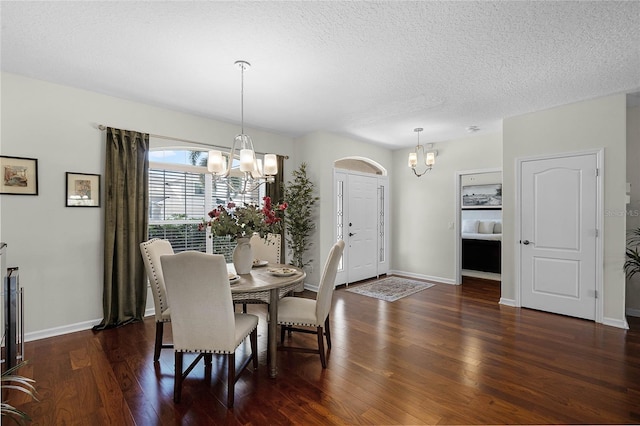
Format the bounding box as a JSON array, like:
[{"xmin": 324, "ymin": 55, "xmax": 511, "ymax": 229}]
[
  {"xmin": 266, "ymin": 155, "xmax": 286, "ymax": 263},
  {"xmin": 94, "ymin": 127, "xmax": 149, "ymax": 330}
]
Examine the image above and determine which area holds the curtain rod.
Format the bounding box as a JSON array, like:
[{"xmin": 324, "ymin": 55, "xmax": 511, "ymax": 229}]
[{"xmin": 98, "ymin": 124, "xmax": 289, "ymax": 159}]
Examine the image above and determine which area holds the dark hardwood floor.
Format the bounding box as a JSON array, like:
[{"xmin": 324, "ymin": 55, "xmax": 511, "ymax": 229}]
[{"xmin": 6, "ymin": 276, "xmax": 640, "ymax": 425}]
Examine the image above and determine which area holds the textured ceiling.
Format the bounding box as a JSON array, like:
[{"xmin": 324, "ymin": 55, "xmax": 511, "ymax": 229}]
[{"xmin": 1, "ymin": 1, "xmax": 639, "ymax": 149}]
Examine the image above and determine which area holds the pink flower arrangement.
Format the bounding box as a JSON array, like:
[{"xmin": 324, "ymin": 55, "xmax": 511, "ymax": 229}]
[{"xmin": 262, "ymin": 196, "xmax": 287, "ymax": 225}]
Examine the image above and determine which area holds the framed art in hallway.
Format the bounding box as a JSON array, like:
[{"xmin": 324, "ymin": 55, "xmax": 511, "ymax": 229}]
[
  {"xmin": 462, "ymin": 183, "xmax": 502, "ymax": 209},
  {"xmin": 0, "ymin": 155, "xmax": 38, "ymax": 195},
  {"xmin": 66, "ymin": 172, "xmax": 100, "ymax": 207}
]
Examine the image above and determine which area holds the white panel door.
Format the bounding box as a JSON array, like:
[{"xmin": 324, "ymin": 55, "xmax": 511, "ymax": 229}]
[
  {"xmin": 347, "ymin": 174, "xmax": 378, "ymax": 283},
  {"xmin": 520, "ymin": 153, "xmax": 598, "ymax": 320}
]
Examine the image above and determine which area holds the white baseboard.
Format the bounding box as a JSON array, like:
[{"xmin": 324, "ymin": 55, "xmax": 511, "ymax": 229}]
[
  {"xmin": 26, "ymin": 312, "xmax": 159, "ymax": 343},
  {"xmin": 303, "ymin": 282, "xmax": 318, "ymax": 292},
  {"xmin": 387, "ymin": 270, "xmax": 456, "ymax": 285},
  {"xmin": 25, "ymin": 318, "xmax": 102, "ymax": 343},
  {"xmin": 495, "ymin": 302, "xmax": 631, "ymax": 329},
  {"xmin": 499, "ymin": 298, "xmax": 517, "ymax": 307},
  {"xmin": 602, "ymin": 316, "xmax": 629, "ymax": 330},
  {"xmin": 26, "ymin": 287, "xmax": 632, "ymax": 343}
]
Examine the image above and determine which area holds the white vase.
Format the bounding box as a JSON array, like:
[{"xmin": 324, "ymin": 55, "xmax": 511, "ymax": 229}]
[{"xmin": 232, "ymin": 237, "xmax": 253, "ymax": 275}]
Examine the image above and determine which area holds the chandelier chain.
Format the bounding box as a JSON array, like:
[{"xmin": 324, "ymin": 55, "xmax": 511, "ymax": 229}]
[{"xmin": 240, "ymin": 62, "xmax": 245, "ymax": 134}]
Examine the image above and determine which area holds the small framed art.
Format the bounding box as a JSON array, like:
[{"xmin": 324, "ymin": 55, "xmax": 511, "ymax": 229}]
[
  {"xmin": 66, "ymin": 172, "xmax": 101, "ymax": 207},
  {"xmin": 0, "ymin": 155, "xmax": 39, "ymax": 195}
]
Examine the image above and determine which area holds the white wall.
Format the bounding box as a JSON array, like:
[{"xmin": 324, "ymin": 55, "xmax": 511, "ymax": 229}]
[
  {"xmin": 503, "ymin": 94, "xmax": 628, "ymax": 327},
  {"xmin": 0, "ymin": 73, "xmax": 295, "ymax": 339},
  {"xmin": 626, "ymin": 106, "xmax": 640, "ymax": 316},
  {"xmin": 461, "ymin": 209, "xmax": 502, "ymax": 222},
  {"xmin": 291, "ymin": 132, "xmax": 392, "ymax": 286},
  {"xmin": 391, "ymin": 132, "xmax": 502, "ymax": 282}
]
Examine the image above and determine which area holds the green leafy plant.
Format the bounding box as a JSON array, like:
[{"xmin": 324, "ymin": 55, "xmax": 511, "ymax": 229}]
[
  {"xmin": 1, "ymin": 360, "xmax": 37, "ymax": 424},
  {"xmin": 200, "ymin": 197, "xmax": 287, "ymax": 240},
  {"xmin": 625, "ymin": 227, "xmax": 640, "ymax": 278},
  {"xmin": 283, "ymin": 163, "xmax": 319, "ymax": 268}
]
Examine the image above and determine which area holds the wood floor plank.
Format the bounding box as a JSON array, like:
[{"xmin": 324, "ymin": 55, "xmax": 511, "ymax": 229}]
[{"xmin": 5, "ymin": 276, "xmax": 640, "ymax": 425}]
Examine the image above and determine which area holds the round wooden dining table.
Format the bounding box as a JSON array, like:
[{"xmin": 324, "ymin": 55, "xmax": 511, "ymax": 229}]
[{"xmin": 228, "ymin": 263, "xmax": 306, "ymax": 378}]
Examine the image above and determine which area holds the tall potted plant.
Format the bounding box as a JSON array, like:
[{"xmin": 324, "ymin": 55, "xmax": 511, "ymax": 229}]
[{"xmin": 284, "ymin": 163, "xmax": 319, "ymax": 268}]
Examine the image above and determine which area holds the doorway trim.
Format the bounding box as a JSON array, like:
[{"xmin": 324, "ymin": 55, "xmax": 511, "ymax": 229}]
[
  {"xmin": 515, "ymin": 149, "xmax": 604, "ymax": 323},
  {"xmin": 454, "ymin": 167, "xmax": 502, "ymax": 285}
]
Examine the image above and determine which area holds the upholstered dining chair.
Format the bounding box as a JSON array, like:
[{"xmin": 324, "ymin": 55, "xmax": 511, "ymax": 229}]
[
  {"xmin": 160, "ymin": 251, "xmax": 258, "ymax": 408},
  {"xmin": 239, "ymin": 232, "xmax": 284, "ymax": 313},
  {"xmin": 250, "ymin": 232, "xmax": 281, "ymax": 264},
  {"xmin": 139, "ymin": 238, "xmax": 174, "ymax": 362},
  {"xmin": 277, "ymin": 239, "xmax": 345, "ymax": 368}
]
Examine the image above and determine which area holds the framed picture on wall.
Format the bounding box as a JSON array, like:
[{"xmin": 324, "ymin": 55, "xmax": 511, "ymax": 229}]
[
  {"xmin": 462, "ymin": 183, "xmax": 502, "ymax": 209},
  {"xmin": 66, "ymin": 172, "xmax": 101, "ymax": 207},
  {"xmin": 0, "ymin": 155, "xmax": 38, "ymax": 195}
]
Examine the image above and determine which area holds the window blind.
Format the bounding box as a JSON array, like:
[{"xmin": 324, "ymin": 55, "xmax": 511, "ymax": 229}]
[{"xmin": 148, "ymin": 160, "xmax": 262, "ymax": 256}]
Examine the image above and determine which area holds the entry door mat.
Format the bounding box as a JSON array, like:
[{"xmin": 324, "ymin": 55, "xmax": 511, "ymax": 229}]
[{"xmin": 346, "ymin": 277, "xmax": 435, "ymax": 302}]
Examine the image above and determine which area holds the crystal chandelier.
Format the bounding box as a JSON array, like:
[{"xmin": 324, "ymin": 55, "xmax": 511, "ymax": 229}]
[
  {"xmin": 408, "ymin": 127, "xmax": 437, "ymax": 177},
  {"xmin": 207, "ymin": 60, "xmax": 277, "ymax": 194}
]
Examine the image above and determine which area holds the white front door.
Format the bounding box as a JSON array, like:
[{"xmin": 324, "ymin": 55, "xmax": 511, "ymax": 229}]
[
  {"xmin": 347, "ymin": 174, "xmax": 378, "ymax": 283},
  {"xmin": 520, "ymin": 153, "xmax": 598, "ymax": 320}
]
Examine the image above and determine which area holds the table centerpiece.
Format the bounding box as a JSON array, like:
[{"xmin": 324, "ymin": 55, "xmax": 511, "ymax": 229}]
[{"xmin": 200, "ymin": 196, "xmax": 287, "ymax": 274}]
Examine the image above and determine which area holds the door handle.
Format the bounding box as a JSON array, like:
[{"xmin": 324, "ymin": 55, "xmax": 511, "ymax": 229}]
[
  {"xmin": 349, "ymin": 232, "xmax": 356, "ymax": 237},
  {"xmin": 522, "ymin": 240, "xmax": 533, "ymax": 245}
]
